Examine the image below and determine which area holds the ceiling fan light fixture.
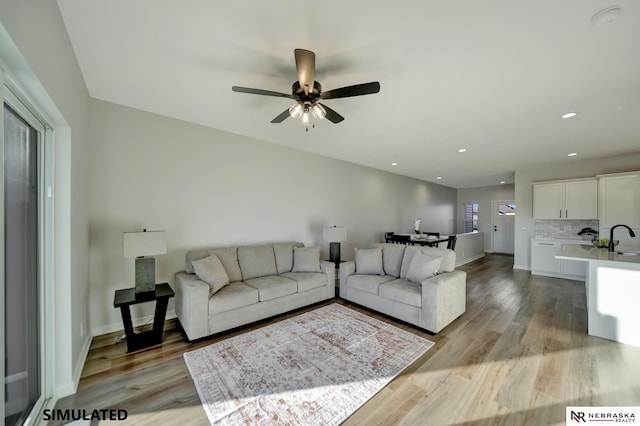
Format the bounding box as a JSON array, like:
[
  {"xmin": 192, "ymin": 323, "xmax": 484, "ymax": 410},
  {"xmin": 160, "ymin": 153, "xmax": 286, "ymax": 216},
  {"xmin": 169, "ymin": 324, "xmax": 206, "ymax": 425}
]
[
  {"xmin": 289, "ymin": 102, "xmax": 304, "ymax": 118},
  {"xmin": 311, "ymin": 104, "xmax": 326, "ymax": 120},
  {"xmin": 301, "ymin": 110, "xmax": 310, "ymax": 126}
]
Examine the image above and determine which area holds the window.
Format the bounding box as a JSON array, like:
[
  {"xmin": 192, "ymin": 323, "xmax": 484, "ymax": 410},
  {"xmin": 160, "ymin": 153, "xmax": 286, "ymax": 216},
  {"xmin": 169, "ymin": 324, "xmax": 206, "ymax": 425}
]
[
  {"xmin": 498, "ymin": 203, "xmax": 516, "ymax": 216},
  {"xmin": 464, "ymin": 203, "xmax": 479, "ymax": 232}
]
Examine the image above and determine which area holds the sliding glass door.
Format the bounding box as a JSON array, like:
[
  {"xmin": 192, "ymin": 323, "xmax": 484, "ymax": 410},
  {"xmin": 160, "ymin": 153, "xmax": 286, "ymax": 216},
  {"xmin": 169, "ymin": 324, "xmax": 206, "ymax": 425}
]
[{"xmin": 3, "ymin": 102, "xmax": 41, "ymax": 425}]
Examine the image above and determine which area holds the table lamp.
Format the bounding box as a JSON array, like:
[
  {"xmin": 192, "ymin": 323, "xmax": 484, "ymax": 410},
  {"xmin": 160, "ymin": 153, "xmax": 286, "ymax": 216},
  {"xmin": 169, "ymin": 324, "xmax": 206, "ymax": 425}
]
[
  {"xmin": 323, "ymin": 226, "xmax": 347, "ymax": 266},
  {"xmin": 123, "ymin": 230, "xmax": 167, "ymax": 293}
]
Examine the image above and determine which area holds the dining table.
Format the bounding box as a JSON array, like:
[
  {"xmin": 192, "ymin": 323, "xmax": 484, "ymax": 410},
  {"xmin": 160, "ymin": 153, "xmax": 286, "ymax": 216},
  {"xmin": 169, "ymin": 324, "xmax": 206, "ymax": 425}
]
[{"xmin": 407, "ymin": 234, "xmax": 450, "ymax": 247}]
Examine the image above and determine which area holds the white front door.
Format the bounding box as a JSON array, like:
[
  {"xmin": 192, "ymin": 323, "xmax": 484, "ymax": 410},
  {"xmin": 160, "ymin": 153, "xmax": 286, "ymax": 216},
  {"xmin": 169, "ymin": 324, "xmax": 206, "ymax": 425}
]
[{"xmin": 493, "ymin": 201, "xmax": 515, "ymax": 254}]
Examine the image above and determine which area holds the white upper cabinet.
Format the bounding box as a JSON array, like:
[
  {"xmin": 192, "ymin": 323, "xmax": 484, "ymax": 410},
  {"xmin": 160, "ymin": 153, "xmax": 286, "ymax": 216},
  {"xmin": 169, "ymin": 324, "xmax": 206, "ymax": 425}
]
[
  {"xmin": 533, "ymin": 183, "xmax": 564, "ymax": 219},
  {"xmin": 598, "ymin": 172, "xmax": 640, "ymax": 229},
  {"xmin": 533, "ymin": 179, "xmax": 598, "ymax": 219},
  {"xmin": 564, "ymin": 180, "xmax": 599, "ymax": 219}
]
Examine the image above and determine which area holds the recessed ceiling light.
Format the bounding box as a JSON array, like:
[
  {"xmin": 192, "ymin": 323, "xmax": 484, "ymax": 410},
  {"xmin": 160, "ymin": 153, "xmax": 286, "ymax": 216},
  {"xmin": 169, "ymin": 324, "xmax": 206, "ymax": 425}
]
[
  {"xmin": 561, "ymin": 112, "xmax": 578, "ymax": 119},
  {"xmin": 457, "ymin": 148, "xmax": 467, "ymax": 153},
  {"xmin": 436, "ymin": 176, "xmax": 443, "ymax": 180},
  {"xmin": 591, "ymin": 6, "xmax": 621, "ymax": 27},
  {"xmin": 391, "ymin": 162, "xmax": 398, "ymax": 166},
  {"xmin": 500, "ymin": 181, "xmax": 506, "ymax": 184},
  {"xmin": 568, "ymin": 152, "xmax": 578, "ymax": 157}
]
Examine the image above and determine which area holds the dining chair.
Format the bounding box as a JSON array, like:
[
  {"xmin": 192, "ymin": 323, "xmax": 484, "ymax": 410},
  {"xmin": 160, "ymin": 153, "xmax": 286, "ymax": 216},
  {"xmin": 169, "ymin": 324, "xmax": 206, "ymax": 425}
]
[
  {"xmin": 446, "ymin": 235, "xmax": 457, "ymax": 250},
  {"xmin": 384, "ymin": 232, "xmax": 395, "ymax": 243},
  {"xmin": 390, "ymin": 234, "xmax": 411, "ymax": 245}
]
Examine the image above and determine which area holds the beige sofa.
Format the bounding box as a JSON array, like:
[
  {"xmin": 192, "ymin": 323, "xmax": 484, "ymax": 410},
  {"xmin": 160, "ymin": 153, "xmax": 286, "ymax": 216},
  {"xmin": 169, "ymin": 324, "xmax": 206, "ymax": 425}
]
[
  {"xmin": 339, "ymin": 243, "xmax": 466, "ymax": 333},
  {"xmin": 175, "ymin": 242, "xmax": 335, "ymax": 341}
]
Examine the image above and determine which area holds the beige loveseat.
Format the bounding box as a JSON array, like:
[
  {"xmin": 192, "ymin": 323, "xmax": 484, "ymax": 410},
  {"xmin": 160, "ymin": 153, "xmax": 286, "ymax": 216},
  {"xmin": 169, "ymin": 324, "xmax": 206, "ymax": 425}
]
[
  {"xmin": 175, "ymin": 242, "xmax": 334, "ymax": 341},
  {"xmin": 339, "ymin": 243, "xmax": 466, "ymax": 333}
]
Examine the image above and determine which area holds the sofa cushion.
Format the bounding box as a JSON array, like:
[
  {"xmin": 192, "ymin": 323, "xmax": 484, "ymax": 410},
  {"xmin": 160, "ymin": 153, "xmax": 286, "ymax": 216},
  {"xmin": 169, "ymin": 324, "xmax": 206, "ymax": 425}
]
[
  {"xmin": 238, "ymin": 245, "xmax": 278, "ymax": 280},
  {"xmin": 211, "ymin": 247, "xmax": 243, "ymax": 282},
  {"xmin": 354, "ymin": 247, "xmax": 385, "ymax": 275},
  {"xmin": 191, "ymin": 254, "xmax": 230, "ymax": 296},
  {"xmin": 208, "ymin": 282, "xmax": 259, "ymax": 314},
  {"xmin": 406, "ymin": 252, "xmax": 443, "ymax": 284},
  {"xmin": 282, "ymin": 272, "xmax": 326, "ymax": 292},
  {"xmin": 244, "ymin": 275, "xmax": 297, "ymax": 301},
  {"xmin": 379, "ymin": 279, "xmax": 422, "ymax": 307},
  {"xmin": 347, "ymin": 274, "xmax": 395, "ymax": 295},
  {"xmin": 292, "ymin": 246, "xmax": 322, "ymax": 273},
  {"xmin": 372, "ymin": 243, "xmax": 406, "ymax": 277},
  {"xmin": 273, "ymin": 242, "xmax": 304, "ymax": 274},
  {"xmin": 400, "ymin": 246, "xmax": 456, "ymax": 279}
]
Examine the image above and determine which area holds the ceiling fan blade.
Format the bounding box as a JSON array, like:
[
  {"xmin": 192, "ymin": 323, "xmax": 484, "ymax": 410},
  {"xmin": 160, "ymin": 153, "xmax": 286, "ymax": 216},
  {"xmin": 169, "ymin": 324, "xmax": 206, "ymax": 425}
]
[
  {"xmin": 294, "ymin": 49, "xmax": 315, "ymax": 94},
  {"xmin": 319, "ymin": 103, "xmax": 344, "ymax": 123},
  {"xmin": 320, "ymin": 82, "xmax": 380, "ymax": 100},
  {"xmin": 232, "ymin": 86, "xmax": 294, "ymax": 99},
  {"xmin": 270, "ymin": 109, "xmax": 291, "ymax": 123}
]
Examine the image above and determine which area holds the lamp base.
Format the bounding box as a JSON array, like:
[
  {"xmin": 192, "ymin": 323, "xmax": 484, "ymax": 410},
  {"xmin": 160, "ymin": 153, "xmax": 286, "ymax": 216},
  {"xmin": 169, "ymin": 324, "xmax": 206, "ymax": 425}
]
[
  {"xmin": 329, "ymin": 242, "xmax": 341, "ymax": 266},
  {"xmin": 135, "ymin": 257, "xmax": 156, "ymax": 293}
]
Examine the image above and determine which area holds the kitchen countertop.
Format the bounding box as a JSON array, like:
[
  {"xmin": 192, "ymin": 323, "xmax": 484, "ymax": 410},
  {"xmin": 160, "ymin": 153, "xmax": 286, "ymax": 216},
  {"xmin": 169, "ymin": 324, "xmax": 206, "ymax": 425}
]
[{"xmin": 555, "ymin": 244, "xmax": 640, "ymax": 264}]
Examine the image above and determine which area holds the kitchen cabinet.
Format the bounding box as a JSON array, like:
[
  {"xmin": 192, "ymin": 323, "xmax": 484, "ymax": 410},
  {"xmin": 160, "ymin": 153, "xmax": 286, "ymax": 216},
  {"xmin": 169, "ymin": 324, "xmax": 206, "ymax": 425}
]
[
  {"xmin": 598, "ymin": 171, "xmax": 640, "ymax": 229},
  {"xmin": 530, "ymin": 240, "xmax": 586, "ymax": 280},
  {"xmin": 533, "ymin": 179, "xmax": 597, "ymax": 219}
]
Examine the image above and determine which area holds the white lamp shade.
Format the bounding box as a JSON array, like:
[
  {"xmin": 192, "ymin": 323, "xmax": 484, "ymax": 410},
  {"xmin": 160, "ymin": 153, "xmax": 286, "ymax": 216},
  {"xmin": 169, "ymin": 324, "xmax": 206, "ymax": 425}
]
[
  {"xmin": 123, "ymin": 231, "xmax": 167, "ymax": 258},
  {"xmin": 323, "ymin": 226, "xmax": 347, "ymax": 242}
]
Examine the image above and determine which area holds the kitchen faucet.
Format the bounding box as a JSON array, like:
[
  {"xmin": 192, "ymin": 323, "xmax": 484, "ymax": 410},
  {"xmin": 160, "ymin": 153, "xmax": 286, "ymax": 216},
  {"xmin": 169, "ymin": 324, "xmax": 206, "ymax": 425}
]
[{"xmin": 609, "ymin": 224, "xmax": 636, "ymax": 252}]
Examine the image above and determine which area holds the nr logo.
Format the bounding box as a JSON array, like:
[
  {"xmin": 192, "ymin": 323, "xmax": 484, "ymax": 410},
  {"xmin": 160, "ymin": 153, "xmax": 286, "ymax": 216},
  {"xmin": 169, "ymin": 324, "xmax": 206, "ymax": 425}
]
[{"xmin": 571, "ymin": 411, "xmax": 586, "ymax": 422}]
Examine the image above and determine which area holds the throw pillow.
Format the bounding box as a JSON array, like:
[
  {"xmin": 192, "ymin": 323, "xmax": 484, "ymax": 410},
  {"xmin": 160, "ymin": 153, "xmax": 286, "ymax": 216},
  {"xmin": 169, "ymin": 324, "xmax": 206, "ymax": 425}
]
[
  {"xmin": 192, "ymin": 254, "xmax": 230, "ymax": 296},
  {"xmin": 418, "ymin": 247, "xmax": 456, "ymax": 273},
  {"xmin": 292, "ymin": 246, "xmax": 322, "ymax": 273},
  {"xmin": 406, "ymin": 252, "xmax": 443, "ymax": 284},
  {"xmin": 355, "ymin": 247, "xmax": 385, "ymax": 275}
]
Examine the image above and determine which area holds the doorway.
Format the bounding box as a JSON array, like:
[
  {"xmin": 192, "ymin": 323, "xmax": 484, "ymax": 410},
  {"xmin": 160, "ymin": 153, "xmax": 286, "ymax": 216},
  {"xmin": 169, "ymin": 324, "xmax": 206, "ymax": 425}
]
[
  {"xmin": 492, "ymin": 201, "xmax": 515, "ymax": 254},
  {"xmin": 3, "ymin": 101, "xmax": 41, "ymax": 425}
]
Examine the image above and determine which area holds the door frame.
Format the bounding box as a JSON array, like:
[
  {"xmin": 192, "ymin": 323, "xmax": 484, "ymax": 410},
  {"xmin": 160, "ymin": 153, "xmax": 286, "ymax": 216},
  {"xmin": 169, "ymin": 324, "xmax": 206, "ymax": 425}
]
[
  {"xmin": 491, "ymin": 200, "xmax": 515, "ymax": 254},
  {"xmin": 2, "ymin": 77, "xmax": 56, "ymax": 425}
]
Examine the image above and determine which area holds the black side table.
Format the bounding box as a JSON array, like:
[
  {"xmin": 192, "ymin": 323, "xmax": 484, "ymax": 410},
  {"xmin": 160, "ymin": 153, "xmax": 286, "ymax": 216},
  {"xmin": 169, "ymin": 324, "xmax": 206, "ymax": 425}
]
[
  {"xmin": 325, "ymin": 260, "xmax": 345, "ymax": 298},
  {"xmin": 113, "ymin": 283, "xmax": 175, "ymax": 353}
]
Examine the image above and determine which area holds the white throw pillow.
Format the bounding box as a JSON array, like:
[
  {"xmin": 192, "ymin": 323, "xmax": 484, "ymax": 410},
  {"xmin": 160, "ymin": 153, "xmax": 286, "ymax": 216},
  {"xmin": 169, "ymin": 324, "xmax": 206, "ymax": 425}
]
[
  {"xmin": 355, "ymin": 247, "xmax": 385, "ymax": 275},
  {"xmin": 192, "ymin": 254, "xmax": 230, "ymax": 296},
  {"xmin": 292, "ymin": 246, "xmax": 322, "ymax": 272},
  {"xmin": 406, "ymin": 252, "xmax": 443, "ymax": 284}
]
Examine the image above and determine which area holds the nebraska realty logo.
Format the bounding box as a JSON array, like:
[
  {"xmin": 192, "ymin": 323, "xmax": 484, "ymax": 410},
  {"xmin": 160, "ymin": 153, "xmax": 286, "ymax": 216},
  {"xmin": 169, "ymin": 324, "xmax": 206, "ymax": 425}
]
[{"xmin": 567, "ymin": 407, "xmax": 638, "ymax": 423}]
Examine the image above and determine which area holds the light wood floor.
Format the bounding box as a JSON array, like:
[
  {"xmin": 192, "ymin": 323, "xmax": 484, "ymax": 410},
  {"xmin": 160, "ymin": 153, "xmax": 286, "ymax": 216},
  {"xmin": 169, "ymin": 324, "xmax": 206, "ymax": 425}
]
[{"xmin": 54, "ymin": 254, "xmax": 640, "ymax": 425}]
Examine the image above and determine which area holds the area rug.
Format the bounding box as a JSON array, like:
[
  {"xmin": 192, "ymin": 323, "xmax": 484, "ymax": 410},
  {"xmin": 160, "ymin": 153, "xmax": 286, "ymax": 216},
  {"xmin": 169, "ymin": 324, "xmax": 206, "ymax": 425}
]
[{"xmin": 183, "ymin": 303, "xmax": 434, "ymax": 425}]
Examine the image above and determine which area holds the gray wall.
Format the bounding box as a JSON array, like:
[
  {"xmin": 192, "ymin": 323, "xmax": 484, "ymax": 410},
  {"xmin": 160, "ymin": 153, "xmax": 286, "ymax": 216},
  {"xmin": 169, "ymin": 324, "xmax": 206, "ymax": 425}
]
[
  {"xmin": 89, "ymin": 99, "xmax": 458, "ymax": 334},
  {"xmin": 457, "ymin": 184, "xmax": 515, "ymax": 252},
  {"xmin": 514, "ymin": 153, "xmax": 640, "ymax": 270}
]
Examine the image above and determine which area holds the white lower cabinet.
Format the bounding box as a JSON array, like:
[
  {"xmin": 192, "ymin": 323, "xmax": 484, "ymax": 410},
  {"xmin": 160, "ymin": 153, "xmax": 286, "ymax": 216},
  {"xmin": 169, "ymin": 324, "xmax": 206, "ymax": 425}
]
[{"xmin": 531, "ymin": 240, "xmax": 586, "ymax": 281}]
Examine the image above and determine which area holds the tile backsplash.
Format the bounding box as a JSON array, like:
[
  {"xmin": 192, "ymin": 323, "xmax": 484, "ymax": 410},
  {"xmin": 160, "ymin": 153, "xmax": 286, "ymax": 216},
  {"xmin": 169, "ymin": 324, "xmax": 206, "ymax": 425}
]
[{"xmin": 535, "ymin": 219, "xmax": 599, "ymax": 240}]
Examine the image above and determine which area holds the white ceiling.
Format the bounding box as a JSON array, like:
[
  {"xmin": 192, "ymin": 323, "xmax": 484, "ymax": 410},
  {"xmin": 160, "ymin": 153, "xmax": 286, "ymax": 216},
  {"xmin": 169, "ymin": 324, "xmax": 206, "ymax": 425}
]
[{"xmin": 57, "ymin": 0, "xmax": 640, "ymax": 188}]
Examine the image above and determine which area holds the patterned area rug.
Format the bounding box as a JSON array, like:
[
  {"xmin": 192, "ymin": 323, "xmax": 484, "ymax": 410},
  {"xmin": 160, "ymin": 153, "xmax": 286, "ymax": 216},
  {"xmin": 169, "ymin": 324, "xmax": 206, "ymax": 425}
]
[{"xmin": 183, "ymin": 303, "xmax": 434, "ymax": 425}]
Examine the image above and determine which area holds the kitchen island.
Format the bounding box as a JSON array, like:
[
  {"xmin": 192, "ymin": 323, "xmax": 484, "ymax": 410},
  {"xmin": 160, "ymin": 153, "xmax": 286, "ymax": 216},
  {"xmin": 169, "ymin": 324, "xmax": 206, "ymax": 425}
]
[{"xmin": 556, "ymin": 244, "xmax": 640, "ymax": 347}]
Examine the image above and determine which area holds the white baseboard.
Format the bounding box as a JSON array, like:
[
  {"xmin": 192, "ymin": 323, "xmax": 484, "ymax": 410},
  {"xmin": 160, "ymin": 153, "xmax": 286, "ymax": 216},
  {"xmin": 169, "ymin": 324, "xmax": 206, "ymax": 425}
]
[
  {"xmin": 456, "ymin": 253, "xmax": 485, "ymax": 267},
  {"xmin": 91, "ymin": 310, "xmax": 176, "ymax": 337},
  {"xmin": 54, "ymin": 335, "xmax": 92, "ymax": 399},
  {"xmin": 513, "ymin": 264, "xmax": 530, "ymax": 271},
  {"xmin": 72, "ymin": 335, "xmax": 92, "ymax": 389}
]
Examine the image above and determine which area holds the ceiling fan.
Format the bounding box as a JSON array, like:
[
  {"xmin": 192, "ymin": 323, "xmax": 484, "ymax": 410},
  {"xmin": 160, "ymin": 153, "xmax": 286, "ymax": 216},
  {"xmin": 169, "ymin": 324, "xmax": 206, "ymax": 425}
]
[{"xmin": 232, "ymin": 49, "xmax": 380, "ymax": 130}]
